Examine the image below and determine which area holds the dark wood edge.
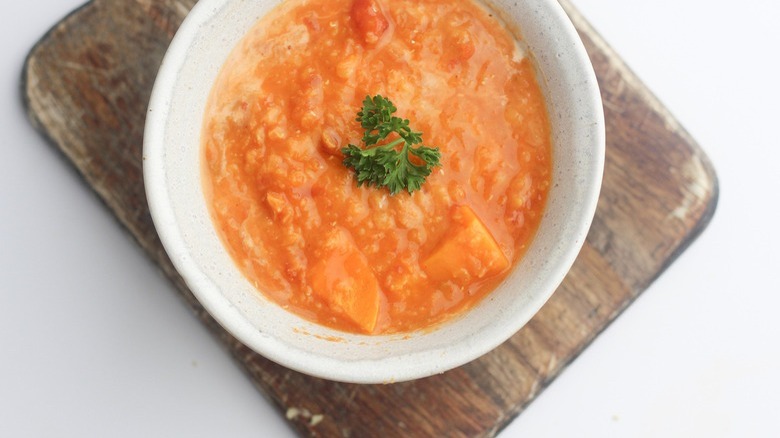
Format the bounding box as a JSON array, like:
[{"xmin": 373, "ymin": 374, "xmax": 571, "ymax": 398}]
[{"xmin": 21, "ymin": 1, "xmax": 93, "ymax": 137}]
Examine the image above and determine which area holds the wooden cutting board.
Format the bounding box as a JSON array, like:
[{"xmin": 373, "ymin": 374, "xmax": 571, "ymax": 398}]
[{"xmin": 22, "ymin": 0, "xmax": 718, "ymax": 436}]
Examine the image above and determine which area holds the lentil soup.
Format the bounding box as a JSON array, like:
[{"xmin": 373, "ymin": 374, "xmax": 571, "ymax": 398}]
[{"xmin": 202, "ymin": 0, "xmax": 552, "ymax": 334}]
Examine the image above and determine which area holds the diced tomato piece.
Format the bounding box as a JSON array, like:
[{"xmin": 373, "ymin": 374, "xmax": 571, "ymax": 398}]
[{"xmin": 351, "ymin": 0, "xmax": 389, "ymax": 45}]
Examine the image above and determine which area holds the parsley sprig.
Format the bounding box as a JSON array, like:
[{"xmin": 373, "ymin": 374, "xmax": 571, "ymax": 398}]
[{"xmin": 342, "ymin": 95, "xmax": 441, "ymax": 195}]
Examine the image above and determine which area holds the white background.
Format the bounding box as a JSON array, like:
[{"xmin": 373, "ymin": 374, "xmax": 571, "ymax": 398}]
[{"xmin": 2, "ymin": 0, "xmax": 778, "ymax": 436}]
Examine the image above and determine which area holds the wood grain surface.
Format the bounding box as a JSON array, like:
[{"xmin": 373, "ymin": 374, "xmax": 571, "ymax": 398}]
[{"xmin": 22, "ymin": 0, "xmax": 718, "ymax": 436}]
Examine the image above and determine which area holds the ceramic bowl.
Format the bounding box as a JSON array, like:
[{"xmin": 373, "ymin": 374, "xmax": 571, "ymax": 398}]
[{"xmin": 143, "ymin": 0, "xmax": 604, "ymax": 383}]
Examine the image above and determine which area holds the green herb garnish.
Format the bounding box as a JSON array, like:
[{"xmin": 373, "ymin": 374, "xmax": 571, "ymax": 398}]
[{"xmin": 341, "ymin": 95, "xmax": 441, "ymax": 195}]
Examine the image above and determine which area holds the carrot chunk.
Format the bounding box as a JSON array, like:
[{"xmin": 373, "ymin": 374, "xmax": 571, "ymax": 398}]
[
  {"xmin": 423, "ymin": 205, "xmax": 510, "ymax": 283},
  {"xmin": 309, "ymin": 229, "xmax": 380, "ymax": 333}
]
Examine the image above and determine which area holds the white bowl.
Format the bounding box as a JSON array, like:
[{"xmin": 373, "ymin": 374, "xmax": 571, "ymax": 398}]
[{"xmin": 143, "ymin": 0, "xmax": 604, "ymax": 383}]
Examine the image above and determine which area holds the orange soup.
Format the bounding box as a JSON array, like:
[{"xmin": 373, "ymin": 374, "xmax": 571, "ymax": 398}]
[{"xmin": 202, "ymin": 0, "xmax": 551, "ymax": 334}]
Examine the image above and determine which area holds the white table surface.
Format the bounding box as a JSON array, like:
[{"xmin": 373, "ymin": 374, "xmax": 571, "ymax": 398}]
[{"xmin": 2, "ymin": 0, "xmax": 778, "ymax": 436}]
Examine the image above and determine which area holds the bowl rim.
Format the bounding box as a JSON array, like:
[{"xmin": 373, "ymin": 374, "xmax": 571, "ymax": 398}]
[{"xmin": 143, "ymin": 0, "xmax": 605, "ymax": 383}]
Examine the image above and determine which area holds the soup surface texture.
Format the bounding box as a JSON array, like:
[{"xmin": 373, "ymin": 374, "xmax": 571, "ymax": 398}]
[{"xmin": 202, "ymin": 0, "xmax": 552, "ymax": 334}]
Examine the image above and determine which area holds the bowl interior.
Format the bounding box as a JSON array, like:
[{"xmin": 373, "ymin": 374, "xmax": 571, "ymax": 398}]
[{"xmin": 143, "ymin": 0, "xmax": 604, "ymax": 383}]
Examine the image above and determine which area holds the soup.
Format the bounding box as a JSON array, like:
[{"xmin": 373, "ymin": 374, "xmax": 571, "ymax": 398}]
[{"xmin": 202, "ymin": 0, "xmax": 551, "ymax": 334}]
